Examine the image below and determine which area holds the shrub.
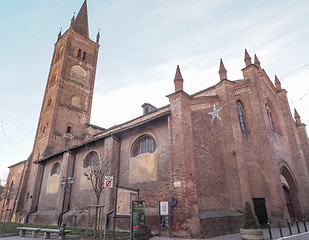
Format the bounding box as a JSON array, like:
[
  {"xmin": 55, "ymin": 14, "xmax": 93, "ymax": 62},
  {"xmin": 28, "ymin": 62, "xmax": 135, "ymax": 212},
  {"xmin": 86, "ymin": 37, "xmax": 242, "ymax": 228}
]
[
  {"xmin": 134, "ymin": 224, "xmax": 153, "ymax": 240},
  {"xmin": 242, "ymin": 201, "xmax": 260, "ymax": 229}
]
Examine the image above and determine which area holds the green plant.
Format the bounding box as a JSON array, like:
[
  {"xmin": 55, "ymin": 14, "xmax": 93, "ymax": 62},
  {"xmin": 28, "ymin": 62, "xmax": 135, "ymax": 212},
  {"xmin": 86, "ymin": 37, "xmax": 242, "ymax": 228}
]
[
  {"xmin": 134, "ymin": 224, "xmax": 153, "ymax": 240},
  {"xmin": 242, "ymin": 201, "xmax": 260, "ymax": 229}
]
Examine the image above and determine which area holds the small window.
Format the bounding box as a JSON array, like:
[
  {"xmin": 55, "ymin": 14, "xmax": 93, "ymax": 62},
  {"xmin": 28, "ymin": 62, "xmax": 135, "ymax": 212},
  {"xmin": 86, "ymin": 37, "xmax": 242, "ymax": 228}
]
[
  {"xmin": 78, "ymin": 49, "xmax": 82, "ymax": 58},
  {"xmin": 82, "ymin": 51, "xmax": 86, "ymax": 61},
  {"xmin": 83, "ymin": 151, "xmax": 99, "ymax": 168},
  {"xmin": 67, "ymin": 125, "xmax": 72, "ymax": 133},
  {"xmin": 51, "ymin": 162, "xmax": 61, "ymax": 176},
  {"xmin": 132, "ymin": 135, "xmax": 156, "ymax": 157},
  {"xmin": 236, "ymin": 100, "xmax": 246, "ymax": 130}
]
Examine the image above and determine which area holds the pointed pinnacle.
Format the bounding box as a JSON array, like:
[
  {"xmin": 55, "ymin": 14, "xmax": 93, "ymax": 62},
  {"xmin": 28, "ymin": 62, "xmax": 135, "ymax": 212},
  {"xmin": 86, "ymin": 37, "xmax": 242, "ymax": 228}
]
[
  {"xmin": 219, "ymin": 58, "xmax": 227, "ymax": 81},
  {"xmin": 275, "ymin": 75, "xmax": 281, "ymax": 90},
  {"xmin": 96, "ymin": 30, "xmax": 100, "ymax": 44},
  {"xmin": 174, "ymin": 65, "xmax": 184, "ymax": 92},
  {"xmin": 254, "ymin": 54, "xmax": 261, "ymax": 68},
  {"xmin": 294, "ymin": 108, "xmax": 301, "ymax": 124},
  {"xmin": 244, "ymin": 49, "xmax": 252, "ymax": 66},
  {"xmin": 174, "ymin": 65, "xmax": 183, "ymax": 81}
]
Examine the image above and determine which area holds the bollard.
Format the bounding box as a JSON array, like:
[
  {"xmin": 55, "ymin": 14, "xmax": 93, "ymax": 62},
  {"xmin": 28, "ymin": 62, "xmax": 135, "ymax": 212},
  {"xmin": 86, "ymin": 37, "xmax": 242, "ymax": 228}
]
[
  {"xmin": 287, "ymin": 219, "xmax": 292, "ymax": 235},
  {"xmin": 267, "ymin": 220, "xmax": 273, "ymax": 239},
  {"xmin": 303, "ymin": 218, "xmax": 307, "ymax": 232},
  {"xmin": 278, "ymin": 220, "xmax": 283, "ymax": 238},
  {"xmin": 295, "ymin": 218, "xmax": 300, "ymax": 233}
]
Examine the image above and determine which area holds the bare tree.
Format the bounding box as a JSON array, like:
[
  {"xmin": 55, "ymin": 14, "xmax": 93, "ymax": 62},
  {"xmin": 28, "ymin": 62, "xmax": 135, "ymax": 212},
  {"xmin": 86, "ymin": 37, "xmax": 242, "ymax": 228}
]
[{"xmin": 84, "ymin": 157, "xmax": 108, "ymax": 237}]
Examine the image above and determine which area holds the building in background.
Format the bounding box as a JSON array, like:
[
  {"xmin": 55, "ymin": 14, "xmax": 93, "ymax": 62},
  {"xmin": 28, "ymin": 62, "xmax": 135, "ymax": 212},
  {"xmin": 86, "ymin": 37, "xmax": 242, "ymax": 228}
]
[{"xmin": 1, "ymin": 1, "xmax": 309, "ymax": 238}]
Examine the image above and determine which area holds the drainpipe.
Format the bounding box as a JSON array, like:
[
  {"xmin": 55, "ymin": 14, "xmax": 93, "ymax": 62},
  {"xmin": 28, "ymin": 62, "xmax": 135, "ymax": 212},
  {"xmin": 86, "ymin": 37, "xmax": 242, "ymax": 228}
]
[
  {"xmin": 10, "ymin": 161, "xmax": 27, "ymax": 221},
  {"xmin": 111, "ymin": 134, "xmax": 121, "ymax": 240},
  {"xmin": 25, "ymin": 163, "xmax": 45, "ymax": 223},
  {"xmin": 58, "ymin": 151, "xmax": 76, "ymax": 226}
]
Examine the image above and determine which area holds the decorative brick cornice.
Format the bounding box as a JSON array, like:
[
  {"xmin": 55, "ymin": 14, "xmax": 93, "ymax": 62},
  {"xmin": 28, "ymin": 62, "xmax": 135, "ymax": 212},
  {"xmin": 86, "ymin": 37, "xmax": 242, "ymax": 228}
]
[{"xmin": 234, "ymin": 87, "xmax": 250, "ymax": 95}]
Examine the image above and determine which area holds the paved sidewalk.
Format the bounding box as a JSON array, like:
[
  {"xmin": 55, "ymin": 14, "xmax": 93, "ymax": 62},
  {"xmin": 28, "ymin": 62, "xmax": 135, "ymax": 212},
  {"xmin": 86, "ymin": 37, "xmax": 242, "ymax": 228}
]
[{"xmin": 1, "ymin": 222, "xmax": 309, "ymax": 239}]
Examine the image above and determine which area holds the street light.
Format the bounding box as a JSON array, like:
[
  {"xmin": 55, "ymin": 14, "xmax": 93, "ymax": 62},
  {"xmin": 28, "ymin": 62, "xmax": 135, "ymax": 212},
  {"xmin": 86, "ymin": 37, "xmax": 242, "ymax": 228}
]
[
  {"xmin": 58, "ymin": 176, "xmax": 74, "ymax": 227},
  {"xmin": 60, "ymin": 177, "xmax": 74, "ymax": 191}
]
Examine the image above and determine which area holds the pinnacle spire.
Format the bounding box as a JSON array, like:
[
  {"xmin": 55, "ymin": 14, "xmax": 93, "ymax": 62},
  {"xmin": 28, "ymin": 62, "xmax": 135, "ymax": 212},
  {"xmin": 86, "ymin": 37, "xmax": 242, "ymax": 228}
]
[
  {"xmin": 71, "ymin": 0, "xmax": 89, "ymax": 38},
  {"xmin": 294, "ymin": 108, "xmax": 301, "ymax": 124},
  {"xmin": 174, "ymin": 65, "xmax": 184, "ymax": 92},
  {"xmin": 219, "ymin": 58, "xmax": 227, "ymax": 81},
  {"xmin": 57, "ymin": 29, "xmax": 62, "ymax": 42},
  {"xmin": 244, "ymin": 49, "xmax": 252, "ymax": 66},
  {"xmin": 275, "ymin": 75, "xmax": 281, "ymax": 90},
  {"xmin": 96, "ymin": 30, "xmax": 100, "ymax": 44},
  {"xmin": 254, "ymin": 54, "xmax": 261, "ymax": 68}
]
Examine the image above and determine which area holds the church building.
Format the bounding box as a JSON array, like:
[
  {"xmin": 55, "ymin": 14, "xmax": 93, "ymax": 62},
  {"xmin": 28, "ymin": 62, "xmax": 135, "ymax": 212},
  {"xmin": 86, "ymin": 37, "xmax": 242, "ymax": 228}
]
[{"xmin": 2, "ymin": 1, "xmax": 309, "ymax": 238}]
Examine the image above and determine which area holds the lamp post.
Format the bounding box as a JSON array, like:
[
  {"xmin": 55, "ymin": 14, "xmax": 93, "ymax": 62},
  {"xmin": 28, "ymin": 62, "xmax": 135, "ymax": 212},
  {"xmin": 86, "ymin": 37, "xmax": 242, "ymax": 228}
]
[
  {"xmin": 60, "ymin": 177, "xmax": 74, "ymax": 191},
  {"xmin": 58, "ymin": 177, "xmax": 74, "ymax": 226}
]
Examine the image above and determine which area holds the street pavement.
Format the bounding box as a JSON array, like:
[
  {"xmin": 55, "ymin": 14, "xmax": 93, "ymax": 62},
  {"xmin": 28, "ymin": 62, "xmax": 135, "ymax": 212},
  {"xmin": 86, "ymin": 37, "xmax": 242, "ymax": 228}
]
[{"xmin": 1, "ymin": 222, "xmax": 309, "ymax": 239}]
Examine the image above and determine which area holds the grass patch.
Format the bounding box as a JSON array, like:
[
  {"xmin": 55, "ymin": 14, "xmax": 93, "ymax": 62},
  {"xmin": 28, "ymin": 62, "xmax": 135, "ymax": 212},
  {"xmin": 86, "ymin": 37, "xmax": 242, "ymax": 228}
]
[{"xmin": 0, "ymin": 222, "xmax": 130, "ymax": 239}]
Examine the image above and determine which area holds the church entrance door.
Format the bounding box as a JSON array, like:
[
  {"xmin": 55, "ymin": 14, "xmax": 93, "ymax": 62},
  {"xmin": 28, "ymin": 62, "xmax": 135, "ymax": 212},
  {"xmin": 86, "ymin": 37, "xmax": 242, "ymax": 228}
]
[{"xmin": 253, "ymin": 198, "xmax": 268, "ymax": 227}]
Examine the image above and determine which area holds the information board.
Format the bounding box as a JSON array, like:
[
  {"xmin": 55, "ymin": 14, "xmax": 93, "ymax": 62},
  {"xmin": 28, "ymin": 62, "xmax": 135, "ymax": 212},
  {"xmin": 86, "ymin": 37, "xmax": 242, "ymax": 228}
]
[
  {"xmin": 130, "ymin": 200, "xmax": 145, "ymax": 238},
  {"xmin": 116, "ymin": 188, "xmax": 138, "ymax": 215}
]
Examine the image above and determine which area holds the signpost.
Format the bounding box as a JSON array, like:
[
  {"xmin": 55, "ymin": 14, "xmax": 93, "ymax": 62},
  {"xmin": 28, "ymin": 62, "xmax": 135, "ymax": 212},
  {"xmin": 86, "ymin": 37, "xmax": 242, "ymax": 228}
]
[
  {"xmin": 130, "ymin": 200, "xmax": 145, "ymax": 240},
  {"xmin": 103, "ymin": 176, "xmax": 113, "ymax": 240},
  {"xmin": 104, "ymin": 176, "xmax": 114, "ymax": 188}
]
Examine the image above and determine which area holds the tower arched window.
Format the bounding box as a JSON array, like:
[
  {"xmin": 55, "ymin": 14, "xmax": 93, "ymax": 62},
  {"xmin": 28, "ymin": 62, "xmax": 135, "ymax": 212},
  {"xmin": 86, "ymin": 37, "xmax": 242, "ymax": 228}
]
[
  {"xmin": 47, "ymin": 98, "xmax": 52, "ymax": 107},
  {"xmin": 66, "ymin": 125, "xmax": 72, "ymax": 133},
  {"xmin": 83, "ymin": 151, "xmax": 99, "ymax": 168},
  {"xmin": 51, "ymin": 162, "xmax": 61, "ymax": 176},
  {"xmin": 82, "ymin": 51, "xmax": 86, "ymax": 61},
  {"xmin": 78, "ymin": 49, "xmax": 82, "ymax": 58},
  {"xmin": 265, "ymin": 104, "xmax": 275, "ymax": 131},
  {"xmin": 236, "ymin": 100, "xmax": 246, "ymax": 130},
  {"xmin": 131, "ymin": 135, "xmax": 156, "ymax": 157}
]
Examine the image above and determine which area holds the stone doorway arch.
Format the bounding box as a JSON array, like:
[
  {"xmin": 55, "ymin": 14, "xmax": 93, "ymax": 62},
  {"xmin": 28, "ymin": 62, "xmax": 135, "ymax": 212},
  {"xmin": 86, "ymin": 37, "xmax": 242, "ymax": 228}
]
[{"xmin": 280, "ymin": 166, "xmax": 302, "ymax": 219}]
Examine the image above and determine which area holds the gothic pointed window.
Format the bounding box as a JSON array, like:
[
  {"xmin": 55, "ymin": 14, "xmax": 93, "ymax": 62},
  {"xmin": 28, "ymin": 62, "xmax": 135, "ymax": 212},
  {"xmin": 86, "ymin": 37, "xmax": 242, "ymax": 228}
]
[
  {"xmin": 265, "ymin": 104, "xmax": 275, "ymax": 130},
  {"xmin": 82, "ymin": 51, "xmax": 86, "ymax": 61},
  {"xmin": 236, "ymin": 100, "xmax": 246, "ymax": 130},
  {"xmin": 131, "ymin": 135, "xmax": 156, "ymax": 157}
]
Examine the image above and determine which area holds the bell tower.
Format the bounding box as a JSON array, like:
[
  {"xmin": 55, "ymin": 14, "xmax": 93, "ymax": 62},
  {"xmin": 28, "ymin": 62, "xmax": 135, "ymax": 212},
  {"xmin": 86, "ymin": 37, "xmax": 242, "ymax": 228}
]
[
  {"xmin": 35, "ymin": 0, "xmax": 99, "ymax": 156},
  {"xmin": 19, "ymin": 0, "xmax": 100, "ymax": 216}
]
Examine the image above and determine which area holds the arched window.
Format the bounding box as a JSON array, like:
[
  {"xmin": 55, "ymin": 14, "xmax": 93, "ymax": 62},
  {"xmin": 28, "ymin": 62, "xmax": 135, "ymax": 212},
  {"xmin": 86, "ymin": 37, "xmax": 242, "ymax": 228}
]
[
  {"xmin": 83, "ymin": 151, "xmax": 99, "ymax": 168},
  {"xmin": 51, "ymin": 162, "xmax": 61, "ymax": 176},
  {"xmin": 50, "ymin": 73, "xmax": 57, "ymax": 84},
  {"xmin": 47, "ymin": 98, "xmax": 52, "ymax": 107},
  {"xmin": 236, "ymin": 100, "xmax": 246, "ymax": 130},
  {"xmin": 82, "ymin": 51, "xmax": 86, "ymax": 61},
  {"xmin": 78, "ymin": 49, "xmax": 82, "ymax": 58},
  {"xmin": 66, "ymin": 125, "xmax": 72, "ymax": 133},
  {"xmin": 132, "ymin": 135, "xmax": 156, "ymax": 157},
  {"xmin": 265, "ymin": 104, "xmax": 275, "ymax": 130}
]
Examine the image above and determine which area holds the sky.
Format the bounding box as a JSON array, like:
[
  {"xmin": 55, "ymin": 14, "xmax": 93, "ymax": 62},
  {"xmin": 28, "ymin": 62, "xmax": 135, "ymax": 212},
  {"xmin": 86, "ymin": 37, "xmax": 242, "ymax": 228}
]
[{"xmin": 0, "ymin": 0, "xmax": 309, "ymax": 180}]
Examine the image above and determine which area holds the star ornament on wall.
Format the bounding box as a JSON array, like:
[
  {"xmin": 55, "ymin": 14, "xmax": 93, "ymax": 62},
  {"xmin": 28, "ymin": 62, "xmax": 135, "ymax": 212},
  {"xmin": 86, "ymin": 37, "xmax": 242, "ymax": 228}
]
[{"xmin": 208, "ymin": 104, "xmax": 222, "ymax": 123}]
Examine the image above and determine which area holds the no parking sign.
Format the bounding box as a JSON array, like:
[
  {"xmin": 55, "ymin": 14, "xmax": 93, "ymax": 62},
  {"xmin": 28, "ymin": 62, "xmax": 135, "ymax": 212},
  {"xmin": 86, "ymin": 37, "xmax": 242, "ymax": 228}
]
[{"xmin": 104, "ymin": 176, "xmax": 114, "ymax": 188}]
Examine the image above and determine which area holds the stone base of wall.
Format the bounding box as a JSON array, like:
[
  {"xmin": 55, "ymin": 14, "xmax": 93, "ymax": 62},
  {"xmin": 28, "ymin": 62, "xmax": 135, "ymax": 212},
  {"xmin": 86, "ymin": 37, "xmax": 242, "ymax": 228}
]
[
  {"xmin": 29, "ymin": 211, "xmax": 58, "ymax": 225},
  {"xmin": 199, "ymin": 209, "xmax": 242, "ymax": 238}
]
